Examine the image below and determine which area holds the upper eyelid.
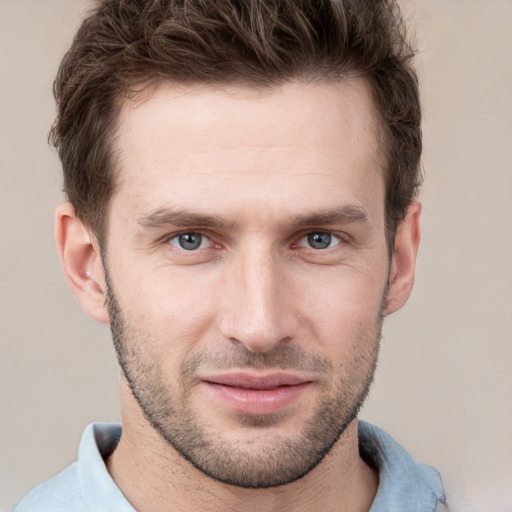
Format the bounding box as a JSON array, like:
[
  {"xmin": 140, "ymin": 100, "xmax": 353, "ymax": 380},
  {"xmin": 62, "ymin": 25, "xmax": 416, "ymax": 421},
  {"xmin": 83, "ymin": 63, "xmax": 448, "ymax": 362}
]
[
  {"xmin": 292, "ymin": 229, "xmax": 348, "ymax": 243},
  {"xmin": 160, "ymin": 229, "xmax": 348, "ymax": 249},
  {"xmin": 164, "ymin": 231, "xmax": 216, "ymax": 253},
  {"xmin": 295, "ymin": 232, "xmax": 343, "ymax": 246},
  {"xmin": 162, "ymin": 229, "xmax": 211, "ymax": 242}
]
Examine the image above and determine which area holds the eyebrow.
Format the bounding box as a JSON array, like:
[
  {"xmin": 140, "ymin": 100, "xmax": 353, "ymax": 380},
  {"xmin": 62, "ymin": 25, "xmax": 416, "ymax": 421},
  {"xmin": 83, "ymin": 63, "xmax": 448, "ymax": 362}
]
[
  {"xmin": 137, "ymin": 209, "xmax": 238, "ymax": 230},
  {"xmin": 137, "ymin": 205, "xmax": 368, "ymax": 231},
  {"xmin": 290, "ymin": 206, "xmax": 368, "ymax": 228}
]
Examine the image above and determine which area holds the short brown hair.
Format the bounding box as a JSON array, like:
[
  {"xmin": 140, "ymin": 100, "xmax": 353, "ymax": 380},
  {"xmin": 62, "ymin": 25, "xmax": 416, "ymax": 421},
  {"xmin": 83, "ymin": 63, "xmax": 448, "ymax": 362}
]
[{"xmin": 51, "ymin": 0, "xmax": 421, "ymax": 249}]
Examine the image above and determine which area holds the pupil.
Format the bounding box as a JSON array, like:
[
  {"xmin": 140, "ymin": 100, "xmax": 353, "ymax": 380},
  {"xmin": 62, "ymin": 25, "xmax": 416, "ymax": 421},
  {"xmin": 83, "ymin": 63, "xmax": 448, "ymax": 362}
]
[
  {"xmin": 179, "ymin": 233, "xmax": 202, "ymax": 250},
  {"xmin": 308, "ymin": 232, "xmax": 331, "ymax": 249}
]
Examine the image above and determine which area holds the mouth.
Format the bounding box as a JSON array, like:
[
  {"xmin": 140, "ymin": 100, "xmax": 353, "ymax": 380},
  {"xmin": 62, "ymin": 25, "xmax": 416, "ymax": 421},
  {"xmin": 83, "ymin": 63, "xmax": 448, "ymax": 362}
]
[{"xmin": 201, "ymin": 372, "xmax": 312, "ymax": 415}]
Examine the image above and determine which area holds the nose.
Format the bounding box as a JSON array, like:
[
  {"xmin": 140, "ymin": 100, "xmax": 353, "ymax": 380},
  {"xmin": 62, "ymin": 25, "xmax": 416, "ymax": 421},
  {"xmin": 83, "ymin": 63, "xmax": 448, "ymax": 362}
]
[{"xmin": 218, "ymin": 247, "xmax": 298, "ymax": 353}]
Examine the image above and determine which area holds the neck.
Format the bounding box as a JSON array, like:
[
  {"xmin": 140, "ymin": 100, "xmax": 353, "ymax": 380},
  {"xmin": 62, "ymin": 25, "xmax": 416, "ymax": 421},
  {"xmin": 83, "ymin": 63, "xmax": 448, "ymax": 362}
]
[{"xmin": 107, "ymin": 384, "xmax": 378, "ymax": 512}]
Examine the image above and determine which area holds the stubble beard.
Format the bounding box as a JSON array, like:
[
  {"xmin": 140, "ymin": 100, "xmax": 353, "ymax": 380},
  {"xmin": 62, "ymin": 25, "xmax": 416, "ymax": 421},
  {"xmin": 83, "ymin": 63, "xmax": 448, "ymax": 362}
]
[{"xmin": 105, "ymin": 273, "xmax": 383, "ymax": 489}]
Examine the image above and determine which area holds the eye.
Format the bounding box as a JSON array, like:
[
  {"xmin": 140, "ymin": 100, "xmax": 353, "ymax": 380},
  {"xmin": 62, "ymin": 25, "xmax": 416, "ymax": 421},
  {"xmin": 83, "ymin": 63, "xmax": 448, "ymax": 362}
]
[
  {"xmin": 299, "ymin": 232, "xmax": 342, "ymax": 250},
  {"xmin": 168, "ymin": 232, "xmax": 211, "ymax": 251}
]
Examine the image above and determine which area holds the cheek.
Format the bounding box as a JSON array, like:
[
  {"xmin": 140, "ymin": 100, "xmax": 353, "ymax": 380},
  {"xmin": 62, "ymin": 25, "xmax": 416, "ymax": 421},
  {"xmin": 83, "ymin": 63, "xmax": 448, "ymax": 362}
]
[
  {"xmin": 293, "ymin": 271, "xmax": 385, "ymax": 374},
  {"xmin": 115, "ymin": 267, "xmax": 220, "ymax": 356},
  {"xmin": 298, "ymin": 268, "xmax": 386, "ymax": 330}
]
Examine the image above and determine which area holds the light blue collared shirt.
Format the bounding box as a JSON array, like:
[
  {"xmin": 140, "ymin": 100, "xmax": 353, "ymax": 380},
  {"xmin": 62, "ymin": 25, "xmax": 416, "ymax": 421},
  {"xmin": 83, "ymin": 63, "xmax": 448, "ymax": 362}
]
[{"xmin": 12, "ymin": 421, "xmax": 445, "ymax": 511}]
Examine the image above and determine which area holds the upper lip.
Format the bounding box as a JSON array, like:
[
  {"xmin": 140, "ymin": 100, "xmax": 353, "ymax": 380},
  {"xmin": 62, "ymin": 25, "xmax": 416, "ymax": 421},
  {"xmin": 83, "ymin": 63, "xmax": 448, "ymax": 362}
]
[{"xmin": 202, "ymin": 372, "xmax": 310, "ymax": 390}]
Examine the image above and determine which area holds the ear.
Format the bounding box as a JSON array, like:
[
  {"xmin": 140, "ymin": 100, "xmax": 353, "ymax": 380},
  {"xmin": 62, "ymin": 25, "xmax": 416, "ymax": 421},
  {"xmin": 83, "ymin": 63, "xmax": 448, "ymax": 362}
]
[
  {"xmin": 55, "ymin": 203, "xmax": 110, "ymax": 324},
  {"xmin": 383, "ymin": 201, "xmax": 421, "ymax": 316}
]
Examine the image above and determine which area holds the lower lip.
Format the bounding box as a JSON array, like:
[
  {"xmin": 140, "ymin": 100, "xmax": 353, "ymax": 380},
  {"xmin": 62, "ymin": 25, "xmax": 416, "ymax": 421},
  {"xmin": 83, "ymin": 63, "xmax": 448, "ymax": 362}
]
[{"xmin": 203, "ymin": 382, "xmax": 310, "ymax": 415}]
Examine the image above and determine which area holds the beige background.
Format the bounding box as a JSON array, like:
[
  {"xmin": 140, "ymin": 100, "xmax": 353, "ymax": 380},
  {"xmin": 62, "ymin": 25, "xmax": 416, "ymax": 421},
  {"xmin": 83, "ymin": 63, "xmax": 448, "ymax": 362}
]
[{"xmin": 0, "ymin": 1, "xmax": 511, "ymax": 510}]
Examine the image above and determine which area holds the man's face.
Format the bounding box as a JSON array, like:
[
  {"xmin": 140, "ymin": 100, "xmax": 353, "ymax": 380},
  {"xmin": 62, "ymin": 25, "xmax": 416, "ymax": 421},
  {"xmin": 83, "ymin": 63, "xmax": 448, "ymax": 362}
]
[{"xmin": 104, "ymin": 80, "xmax": 389, "ymax": 487}]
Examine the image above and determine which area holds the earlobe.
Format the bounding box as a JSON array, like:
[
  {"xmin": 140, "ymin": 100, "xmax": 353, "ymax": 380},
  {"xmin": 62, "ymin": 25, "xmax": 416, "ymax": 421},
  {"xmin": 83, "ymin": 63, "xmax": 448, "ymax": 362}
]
[
  {"xmin": 383, "ymin": 201, "xmax": 421, "ymax": 316},
  {"xmin": 55, "ymin": 203, "xmax": 110, "ymax": 324}
]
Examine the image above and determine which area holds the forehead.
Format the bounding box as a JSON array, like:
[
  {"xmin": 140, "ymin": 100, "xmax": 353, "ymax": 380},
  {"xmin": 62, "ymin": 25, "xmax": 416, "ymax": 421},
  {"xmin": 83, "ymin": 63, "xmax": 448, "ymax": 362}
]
[
  {"xmin": 117, "ymin": 79, "xmax": 381, "ymax": 156},
  {"xmin": 112, "ymin": 80, "xmax": 384, "ymax": 221}
]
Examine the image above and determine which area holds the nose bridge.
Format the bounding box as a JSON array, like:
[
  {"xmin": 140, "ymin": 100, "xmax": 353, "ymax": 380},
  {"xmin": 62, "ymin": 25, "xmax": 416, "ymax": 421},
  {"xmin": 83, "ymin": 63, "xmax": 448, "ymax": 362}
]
[{"xmin": 219, "ymin": 241, "xmax": 294, "ymax": 352}]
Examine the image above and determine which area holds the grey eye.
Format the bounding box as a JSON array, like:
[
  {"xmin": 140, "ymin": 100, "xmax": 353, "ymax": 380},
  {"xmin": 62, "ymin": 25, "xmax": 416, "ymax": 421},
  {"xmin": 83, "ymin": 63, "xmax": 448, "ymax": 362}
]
[
  {"xmin": 170, "ymin": 232, "xmax": 205, "ymax": 250},
  {"xmin": 307, "ymin": 232, "xmax": 335, "ymax": 249}
]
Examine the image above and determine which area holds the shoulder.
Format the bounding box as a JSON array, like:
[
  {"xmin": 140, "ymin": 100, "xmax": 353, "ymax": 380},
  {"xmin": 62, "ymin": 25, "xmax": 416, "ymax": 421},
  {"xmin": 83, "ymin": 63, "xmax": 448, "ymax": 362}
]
[
  {"xmin": 11, "ymin": 423, "xmax": 128, "ymax": 512},
  {"xmin": 11, "ymin": 463, "xmax": 85, "ymax": 512}
]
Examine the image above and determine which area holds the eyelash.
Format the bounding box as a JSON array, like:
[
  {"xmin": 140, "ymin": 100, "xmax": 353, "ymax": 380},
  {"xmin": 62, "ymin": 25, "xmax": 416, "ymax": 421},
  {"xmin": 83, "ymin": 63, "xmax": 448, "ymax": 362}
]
[
  {"xmin": 164, "ymin": 231, "xmax": 216, "ymax": 251},
  {"xmin": 163, "ymin": 230, "xmax": 346, "ymax": 252},
  {"xmin": 294, "ymin": 232, "xmax": 343, "ymax": 250}
]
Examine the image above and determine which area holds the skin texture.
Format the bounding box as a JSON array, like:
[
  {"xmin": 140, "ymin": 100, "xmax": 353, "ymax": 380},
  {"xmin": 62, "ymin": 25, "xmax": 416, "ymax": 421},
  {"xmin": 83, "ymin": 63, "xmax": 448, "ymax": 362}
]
[{"xmin": 56, "ymin": 80, "xmax": 421, "ymax": 512}]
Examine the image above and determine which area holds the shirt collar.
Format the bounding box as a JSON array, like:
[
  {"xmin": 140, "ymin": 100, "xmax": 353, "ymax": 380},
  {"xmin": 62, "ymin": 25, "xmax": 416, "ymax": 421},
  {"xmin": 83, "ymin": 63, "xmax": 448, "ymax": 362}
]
[
  {"xmin": 359, "ymin": 421, "xmax": 446, "ymax": 512},
  {"xmin": 78, "ymin": 422, "xmax": 134, "ymax": 511},
  {"xmin": 78, "ymin": 421, "xmax": 445, "ymax": 511}
]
